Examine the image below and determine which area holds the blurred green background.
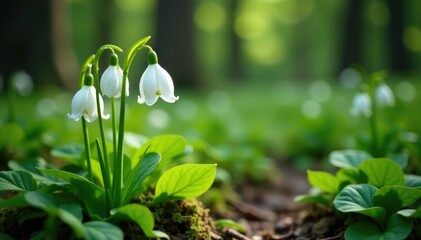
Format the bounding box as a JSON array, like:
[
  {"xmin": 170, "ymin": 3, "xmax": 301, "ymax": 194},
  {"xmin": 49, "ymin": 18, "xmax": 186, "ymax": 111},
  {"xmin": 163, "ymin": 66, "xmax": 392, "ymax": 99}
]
[{"xmin": 1, "ymin": 0, "xmax": 421, "ymax": 176}]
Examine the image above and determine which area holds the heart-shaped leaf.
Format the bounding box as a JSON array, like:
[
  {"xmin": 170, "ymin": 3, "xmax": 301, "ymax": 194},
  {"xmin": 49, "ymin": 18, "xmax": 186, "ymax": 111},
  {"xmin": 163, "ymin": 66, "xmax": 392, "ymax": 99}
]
[
  {"xmin": 329, "ymin": 150, "xmax": 371, "ymax": 169},
  {"xmin": 153, "ymin": 164, "xmax": 217, "ymax": 205},
  {"xmin": 345, "ymin": 214, "xmax": 412, "ymax": 240},
  {"xmin": 359, "ymin": 158, "xmax": 405, "ymax": 188},
  {"xmin": 0, "ymin": 171, "xmax": 38, "ymax": 192},
  {"xmin": 110, "ymin": 204, "xmax": 168, "ymax": 239},
  {"xmin": 334, "ymin": 184, "xmax": 386, "ymax": 222},
  {"xmin": 373, "ymin": 186, "xmax": 421, "ymax": 215},
  {"xmin": 121, "ymin": 152, "xmax": 161, "ymax": 205},
  {"xmin": 307, "ymin": 170, "xmax": 340, "ymax": 194}
]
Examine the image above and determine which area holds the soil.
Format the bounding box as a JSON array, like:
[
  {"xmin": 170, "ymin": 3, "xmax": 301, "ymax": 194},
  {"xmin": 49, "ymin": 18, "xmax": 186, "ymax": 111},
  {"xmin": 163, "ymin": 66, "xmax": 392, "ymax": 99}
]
[{"xmin": 209, "ymin": 163, "xmax": 347, "ymax": 240}]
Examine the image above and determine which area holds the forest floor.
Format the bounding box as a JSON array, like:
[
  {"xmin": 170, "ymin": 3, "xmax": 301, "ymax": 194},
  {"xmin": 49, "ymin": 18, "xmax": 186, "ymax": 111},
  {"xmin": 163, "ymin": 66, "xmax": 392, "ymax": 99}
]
[{"xmin": 211, "ymin": 163, "xmax": 346, "ymax": 240}]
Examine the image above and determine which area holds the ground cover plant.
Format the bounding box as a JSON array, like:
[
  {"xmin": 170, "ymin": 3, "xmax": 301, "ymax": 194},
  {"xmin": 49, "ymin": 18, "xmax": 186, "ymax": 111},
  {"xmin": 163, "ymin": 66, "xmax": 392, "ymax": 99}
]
[{"xmin": 0, "ymin": 37, "xmax": 217, "ymax": 239}]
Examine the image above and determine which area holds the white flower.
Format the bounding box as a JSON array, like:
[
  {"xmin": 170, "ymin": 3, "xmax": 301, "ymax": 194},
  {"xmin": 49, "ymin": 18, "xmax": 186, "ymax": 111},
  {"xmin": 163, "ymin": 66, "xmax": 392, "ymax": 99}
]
[
  {"xmin": 100, "ymin": 54, "xmax": 128, "ymax": 98},
  {"xmin": 68, "ymin": 84, "xmax": 109, "ymax": 122},
  {"xmin": 137, "ymin": 51, "xmax": 178, "ymax": 105},
  {"xmin": 376, "ymin": 83, "xmax": 394, "ymax": 107},
  {"xmin": 350, "ymin": 92, "xmax": 371, "ymax": 117}
]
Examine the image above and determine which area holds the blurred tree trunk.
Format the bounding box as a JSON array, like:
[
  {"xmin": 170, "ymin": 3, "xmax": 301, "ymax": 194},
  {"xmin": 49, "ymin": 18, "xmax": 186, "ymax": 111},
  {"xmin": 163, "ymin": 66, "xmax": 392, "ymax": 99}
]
[
  {"xmin": 51, "ymin": 0, "xmax": 78, "ymax": 90},
  {"xmin": 155, "ymin": 0, "xmax": 199, "ymax": 87},
  {"xmin": 228, "ymin": 0, "xmax": 242, "ymax": 81},
  {"xmin": 0, "ymin": 0, "xmax": 58, "ymax": 88},
  {"xmin": 386, "ymin": 0, "xmax": 410, "ymax": 72},
  {"xmin": 338, "ymin": 0, "xmax": 364, "ymax": 72}
]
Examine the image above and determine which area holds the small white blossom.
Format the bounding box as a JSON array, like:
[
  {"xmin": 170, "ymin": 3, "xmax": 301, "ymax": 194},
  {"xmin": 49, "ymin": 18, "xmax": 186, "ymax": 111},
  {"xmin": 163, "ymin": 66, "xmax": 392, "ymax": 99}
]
[
  {"xmin": 376, "ymin": 83, "xmax": 395, "ymax": 107},
  {"xmin": 100, "ymin": 54, "xmax": 128, "ymax": 98},
  {"xmin": 68, "ymin": 85, "xmax": 109, "ymax": 122},
  {"xmin": 138, "ymin": 52, "xmax": 178, "ymax": 105},
  {"xmin": 350, "ymin": 92, "xmax": 371, "ymax": 117}
]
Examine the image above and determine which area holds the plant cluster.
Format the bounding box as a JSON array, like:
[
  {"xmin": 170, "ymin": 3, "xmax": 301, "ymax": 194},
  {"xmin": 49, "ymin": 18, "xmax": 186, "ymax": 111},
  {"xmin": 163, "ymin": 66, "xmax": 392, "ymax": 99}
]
[
  {"xmin": 297, "ymin": 71, "xmax": 421, "ymax": 239},
  {"xmin": 0, "ymin": 37, "xmax": 217, "ymax": 239}
]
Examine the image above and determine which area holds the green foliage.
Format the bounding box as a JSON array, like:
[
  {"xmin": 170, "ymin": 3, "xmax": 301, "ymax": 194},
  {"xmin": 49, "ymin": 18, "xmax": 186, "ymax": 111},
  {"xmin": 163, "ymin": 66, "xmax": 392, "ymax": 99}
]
[
  {"xmin": 300, "ymin": 149, "xmax": 421, "ymax": 239},
  {"xmin": 153, "ymin": 164, "xmax": 217, "ymax": 205}
]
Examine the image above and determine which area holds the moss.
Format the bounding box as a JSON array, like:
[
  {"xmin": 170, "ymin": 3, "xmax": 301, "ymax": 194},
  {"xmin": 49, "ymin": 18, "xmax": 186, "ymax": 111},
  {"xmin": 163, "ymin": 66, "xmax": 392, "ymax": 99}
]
[
  {"xmin": 124, "ymin": 192, "xmax": 215, "ymax": 240},
  {"xmin": 0, "ymin": 207, "xmax": 72, "ymax": 239}
]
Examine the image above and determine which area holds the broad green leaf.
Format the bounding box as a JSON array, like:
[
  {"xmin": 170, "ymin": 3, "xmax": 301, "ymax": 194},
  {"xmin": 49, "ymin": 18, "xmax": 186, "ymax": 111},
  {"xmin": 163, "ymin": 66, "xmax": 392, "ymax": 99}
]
[
  {"xmin": 336, "ymin": 168, "xmax": 367, "ymax": 185},
  {"xmin": 25, "ymin": 191, "xmax": 57, "ymax": 210},
  {"xmin": 121, "ymin": 152, "xmax": 161, "ymax": 205},
  {"xmin": 373, "ymin": 186, "xmax": 421, "ymax": 214},
  {"xmin": 294, "ymin": 194, "xmax": 330, "ymax": 206},
  {"xmin": 110, "ymin": 204, "xmax": 168, "ymax": 239},
  {"xmin": 0, "ymin": 170, "xmax": 38, "ymax": 192},
  {"xmin": 0, "ymin": 193, "xmax": 29, "ymax": 208},
  {"xmin": 329, "ymin": 150, "xmax": 371, "ymax": 169},
  {"xmin": 57, "ymin": 208, "xmax": 124, "ymax": 240},
  {"xmin": 334, "ymin": 184, "xmax": 386, "ymax": 222},
  {"xmin": 132, "ymin": 134, "xmax": 187, "ymax": 169},
  {"xmin": 345, "ymin": 214, "xmax": 412, "ymax": 240},
  {"xmin": 359, "ymin": 158, "xmax": 405, "ymax": 188},
  {"xmin": 307, "ymin": 170, "xmax": 340, "ymax": 194},
  {"xmin": 398, "ymin": 206, "xmax": 421, "ymax": 218},
  {"xmin": 8, "ymin": 158, "xmax": 61, "ymax": 185},
  {"xmin": 38, "ymin": 168, "xmax": 107, "ymax": 218},
  {"xmin": 51, "ymin": 144, "xmax": 83, "ymax": 165},
  {"xmin": 83, "ymin": 221, "xmax": 124, "ymax": 240},
  {"xmin": 389, "ymin": 154, "xmax": 408, "ymax": 169},
  {"xmin": 405, "ymin": 174, "xmax": 421, "ymax": 188},
  {"xmin": 153, "ymin": 164, "xmax": 217, "ymax": 205}
]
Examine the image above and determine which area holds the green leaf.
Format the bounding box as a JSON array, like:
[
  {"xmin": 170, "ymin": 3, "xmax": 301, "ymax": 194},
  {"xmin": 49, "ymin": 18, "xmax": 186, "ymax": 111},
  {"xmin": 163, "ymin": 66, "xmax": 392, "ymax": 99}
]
[
  {"xmin": 153, "ymin": 164, "xmax": 217, "ymax": 205},
  {"xmin": 329, "ymin": 150, "xmax": 371, "ymax": 169},
  {"xmin": 359, "ymin": 158, "xmax": 405, "ymax": 188},
  {"xmin": 8, "ymin": 158, "xmax": 61, "ymax": 185},
  {"xmin": 334, "ymin": 184, "xmax": 386, "ymax": 222},
  {"xmin": 0, "ymin": 193, "xmax": 29, "ymax": 208},
  {"xmin": 389, "ymin": 154, "xmax": 408, "ymax": 169},
  {"xmin": 110, "ymin": 204, "xmax": 168, "ymax": 239},
  {"xmin": 215, "ymin": 219, "xmax": 246, "ymax": 232},
  {"xmin": 307, "ymin": 170, "xmax": 340, "ymax": 194},
  {"xmin": 345, "ymin": 214, "xmax": 412, "ymax": 240},
  {"xmin": 373, "ymin": 186, "xmax": 421, "ymax": 215},
  {"xmin": 336, "ymin": 168, "xmax": 367, "ymax": 185},
  {"xmin": 51, "ymin": 144, "xmax": 84, "ymax": 165},
  {"xmin": 294, "ymin": 194, "xmax": 330, "ymax": 206},
  {"xmin": 132, "ymin": 134, "xmax": 187, "ymax": 169},
  {"xmin": 397, "ymin": 206, "xmax": 421, "ymax": 218},
  {"xmin": 82, "ymin": 221, "xmax": 124, "ymax": 240},
  {"xmin": 121, "ymin": 152, "xmax": 161, "ymax": 205},
  {"xmin": 38, "ymin": 168, "xmax": 107, "ymax": 218},
  {"xmin": 25, "ymin": 191, "xmax": 57, "ymax": 210},
  {"xmin": 405, "ymin": 174, "xmax": 421, "ymax": 188},
  {"xmin": 0, "ymin": 170, "xmax": 38, "ymax": 192}
]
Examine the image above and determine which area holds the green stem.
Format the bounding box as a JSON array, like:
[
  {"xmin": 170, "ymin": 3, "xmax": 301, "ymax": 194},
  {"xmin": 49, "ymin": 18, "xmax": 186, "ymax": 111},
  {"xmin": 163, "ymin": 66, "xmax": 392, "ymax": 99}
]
[
  {"xmin": 95, "ymin": 138, "xmax": 112, "ymax": 215},
  {"xmin": 369, "ymin": 84, "xmax": 379, "ymax": 157},
  {"xmin": 111, "ymin": 97, "xmax": 117, "ymax": 163},
  {"xmin": 92, "ymin": 45, "xmax": 122, "ymax": 203},
  {"xmin": 82, "ymin": 117, "xmax": 93, "ymax": 182},
  {"xmin": 114, "ymin": 36, "xmax": 151, "ymax": 207}
]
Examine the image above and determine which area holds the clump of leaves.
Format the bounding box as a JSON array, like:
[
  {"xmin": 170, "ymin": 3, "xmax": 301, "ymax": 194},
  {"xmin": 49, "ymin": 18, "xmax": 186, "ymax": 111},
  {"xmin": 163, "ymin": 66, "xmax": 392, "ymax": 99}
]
[{"xmin": 296, "ymin": 149, "xmax": 421, "ymax": 239}]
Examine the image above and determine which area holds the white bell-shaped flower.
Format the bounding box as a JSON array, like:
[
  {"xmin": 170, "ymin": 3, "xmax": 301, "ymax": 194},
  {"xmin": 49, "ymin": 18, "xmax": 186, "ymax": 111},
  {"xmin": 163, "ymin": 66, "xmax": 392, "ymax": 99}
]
[
  {"xmin": 68, "ymin": 73, "xmax": 110, "ymax": 122},
  {"xmin": 376, "ymin": 83, "xmax": 394, "ymax": 107},
  {"xmin": 100, "ymin": 53, "xmax": 129, "ymax": 98},
  {"xmin": 350, "ymin": 92, "xmax": 371, "ymax": 117},
  {"xmin": 138, "ymin": 51, "xmax": 179, "ymax": 106}
]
